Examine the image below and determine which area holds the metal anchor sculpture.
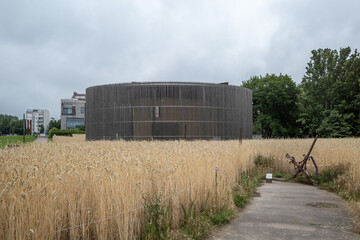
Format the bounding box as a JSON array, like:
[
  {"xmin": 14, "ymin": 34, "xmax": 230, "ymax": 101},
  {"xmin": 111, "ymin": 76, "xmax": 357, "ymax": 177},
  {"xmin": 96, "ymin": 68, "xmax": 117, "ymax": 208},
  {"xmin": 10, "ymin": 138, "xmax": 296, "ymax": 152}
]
[{"xmin": 285, "ymin": 135, "xmax": 319, "ymax": 185}]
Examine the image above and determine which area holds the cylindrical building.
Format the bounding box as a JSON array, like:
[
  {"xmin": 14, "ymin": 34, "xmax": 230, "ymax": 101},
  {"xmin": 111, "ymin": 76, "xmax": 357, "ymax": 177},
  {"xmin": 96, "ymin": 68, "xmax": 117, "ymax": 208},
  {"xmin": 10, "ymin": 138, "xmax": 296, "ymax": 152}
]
[{"xmin": 85, "ymin": 82, "xmax": 252, "ymax": 140}]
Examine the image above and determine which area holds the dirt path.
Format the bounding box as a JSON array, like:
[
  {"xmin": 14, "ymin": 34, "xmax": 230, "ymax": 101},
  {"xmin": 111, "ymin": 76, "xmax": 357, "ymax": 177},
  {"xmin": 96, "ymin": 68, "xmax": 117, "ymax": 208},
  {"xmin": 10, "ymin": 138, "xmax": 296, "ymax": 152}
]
[{"xmin": 209, "ymin": 181, "xmax": 359, "ymax": 240}]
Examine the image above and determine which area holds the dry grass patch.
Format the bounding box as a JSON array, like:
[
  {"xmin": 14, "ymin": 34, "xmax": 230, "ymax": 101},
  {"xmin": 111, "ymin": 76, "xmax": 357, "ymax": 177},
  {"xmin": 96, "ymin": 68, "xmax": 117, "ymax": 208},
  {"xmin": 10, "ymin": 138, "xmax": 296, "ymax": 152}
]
[{"xmin": 52, "ymin": 134, "xmax": 86, "ymax": 143}]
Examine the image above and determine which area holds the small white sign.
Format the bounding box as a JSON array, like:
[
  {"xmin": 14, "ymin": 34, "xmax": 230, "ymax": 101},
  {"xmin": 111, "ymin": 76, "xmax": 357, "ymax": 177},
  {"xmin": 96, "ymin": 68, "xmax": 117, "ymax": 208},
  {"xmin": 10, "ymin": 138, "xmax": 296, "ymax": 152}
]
[{"xmin": 266, "ymin": 173, "xmax": 273, "ymax": 179}]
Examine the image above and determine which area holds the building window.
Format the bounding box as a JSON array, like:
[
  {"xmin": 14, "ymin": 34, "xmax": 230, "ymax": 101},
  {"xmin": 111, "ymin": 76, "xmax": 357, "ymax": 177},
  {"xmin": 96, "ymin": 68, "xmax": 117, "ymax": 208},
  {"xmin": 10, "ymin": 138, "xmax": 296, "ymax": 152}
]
[
  {"xmin": 81, "ymin": 107, "xmax": 85, "ymax": 113},
  {"xmin": 66, "ymin": 118, "xmax": 84, "ymax": 129},
  {"xmin": 63, "ymin": 107, "xmax": 75, "ymax": 115}
]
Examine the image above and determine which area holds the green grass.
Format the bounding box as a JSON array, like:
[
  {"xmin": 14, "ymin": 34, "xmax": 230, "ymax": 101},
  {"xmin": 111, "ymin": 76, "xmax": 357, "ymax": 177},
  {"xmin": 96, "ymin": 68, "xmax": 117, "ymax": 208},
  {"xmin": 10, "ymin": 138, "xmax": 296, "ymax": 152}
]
[
  {"xmin": 272, "ymin": 171, "xmax": 292, "ymax": 179},
  {"xmin": 209, "ymin": 209, "xmax": 236, "ymax": 225},
  {"xmin": 233, "ymin": 168, "xmax": 264, "ymax": 209},
  {"xmin": 254, "ymin": 155, "xmax": 274, "ymax": 168},
  {"xmin": 0, "ymin": 135, "xmax": 36, "ymax": 148}
]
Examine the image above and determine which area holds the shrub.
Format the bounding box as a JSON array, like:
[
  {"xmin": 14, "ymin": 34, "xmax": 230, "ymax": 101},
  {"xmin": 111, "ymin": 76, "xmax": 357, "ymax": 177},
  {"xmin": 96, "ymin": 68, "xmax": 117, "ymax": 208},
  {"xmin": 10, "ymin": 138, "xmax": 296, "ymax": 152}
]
[
  {"xmin": 48, "ymin": 128, "xmax": 85, "ymax": 138},
  {"xmin": 233, "ymin": 194, "xmax": 248, "ymax": 208},
  {"xmin": 142, "ymin": 194, "xmax": 169, "ymax": 240}
]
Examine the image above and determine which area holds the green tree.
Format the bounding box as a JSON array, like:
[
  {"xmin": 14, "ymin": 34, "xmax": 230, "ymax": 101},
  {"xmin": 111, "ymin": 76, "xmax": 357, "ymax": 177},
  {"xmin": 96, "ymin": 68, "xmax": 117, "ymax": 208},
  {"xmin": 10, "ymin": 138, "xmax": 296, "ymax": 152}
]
[
  {"xmin": 0, "ymin": 114, "xmax": 20, "ymax": 135},
  {"xmin": 242, "ymin": 74, "xmax": 299, "ymax": 138},
  {"xmin": 299, "ymin": 47, "xmax": 360, "ymax": 137},
  {"xmin": 49, "ymin": 118, "xmax": 61, "ymax": 130},
  {"xmin": 317, "ymin": 110, "xmax": 353, "ymax": 137},
  {"xmin": 12, "ymin": 119, "xmax": 24, "ymax": 135},
  {"xmin": 39, "ymin": 125, "xmax": 44, "ymax": 134}
]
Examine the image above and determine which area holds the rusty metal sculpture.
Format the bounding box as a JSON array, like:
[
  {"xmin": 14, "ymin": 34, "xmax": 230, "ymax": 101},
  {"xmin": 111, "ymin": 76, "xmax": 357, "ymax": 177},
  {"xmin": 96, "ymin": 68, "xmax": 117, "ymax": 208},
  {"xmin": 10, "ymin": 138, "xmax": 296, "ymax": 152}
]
[{"xmin": 285, "ymin": 135, "xmax": 319, "ymax": 185}]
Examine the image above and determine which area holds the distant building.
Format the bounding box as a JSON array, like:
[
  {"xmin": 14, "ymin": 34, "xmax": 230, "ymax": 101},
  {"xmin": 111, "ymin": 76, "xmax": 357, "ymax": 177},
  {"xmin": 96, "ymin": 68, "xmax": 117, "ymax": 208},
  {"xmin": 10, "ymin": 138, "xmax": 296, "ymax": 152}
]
[
  {"xmin": 26, "ymin": 109, "xmax": 50, "ymax": 134},
  {"xmin": 61, "ymin": 92, "xmax": 86, "ymax": 130}
]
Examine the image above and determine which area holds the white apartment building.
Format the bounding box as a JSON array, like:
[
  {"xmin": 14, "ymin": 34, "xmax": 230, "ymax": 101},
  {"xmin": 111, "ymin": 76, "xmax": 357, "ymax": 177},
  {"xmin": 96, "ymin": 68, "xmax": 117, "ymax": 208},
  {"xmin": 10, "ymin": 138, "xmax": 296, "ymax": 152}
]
[{"xmin": 26, "ymin": 109, "xmax": 50, "ymax": 134}]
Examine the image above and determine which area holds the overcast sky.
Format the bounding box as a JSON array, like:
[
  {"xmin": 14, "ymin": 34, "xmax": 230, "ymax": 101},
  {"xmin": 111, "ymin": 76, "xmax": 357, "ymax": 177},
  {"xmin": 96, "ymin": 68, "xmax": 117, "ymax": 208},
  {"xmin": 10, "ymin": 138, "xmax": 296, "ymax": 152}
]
[{"xmin": 1, "ymin": 0, "xmax": 359, "ymax": 119}]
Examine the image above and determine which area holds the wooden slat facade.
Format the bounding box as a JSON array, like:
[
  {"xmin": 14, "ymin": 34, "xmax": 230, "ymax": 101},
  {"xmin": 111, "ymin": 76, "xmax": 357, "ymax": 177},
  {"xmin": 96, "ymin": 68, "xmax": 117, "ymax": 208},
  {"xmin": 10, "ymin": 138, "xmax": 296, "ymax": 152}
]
[{"xmin": 85, "ymin": 82, "xmax": 252, "ymax": 140}]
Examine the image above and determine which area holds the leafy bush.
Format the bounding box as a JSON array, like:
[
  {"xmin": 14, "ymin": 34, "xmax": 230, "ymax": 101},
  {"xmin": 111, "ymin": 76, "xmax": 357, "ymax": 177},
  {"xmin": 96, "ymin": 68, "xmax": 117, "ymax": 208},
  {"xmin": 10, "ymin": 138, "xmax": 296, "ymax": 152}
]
[
  {"xmin": 142, "ymin": 194, "xmax": 169, "ymax": 240},
  {"xmin": 233, "ymin": 194, "xmax": 248, "ymax": 208},
  {"xmin": 48, "ymin": 128, "xmax": 85, "ymax": 138}
]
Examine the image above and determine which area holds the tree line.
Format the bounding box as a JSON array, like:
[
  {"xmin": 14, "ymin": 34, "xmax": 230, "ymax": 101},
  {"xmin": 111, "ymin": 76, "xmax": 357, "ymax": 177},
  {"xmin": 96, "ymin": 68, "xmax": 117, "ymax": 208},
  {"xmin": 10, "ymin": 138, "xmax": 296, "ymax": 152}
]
[
  {"xmin": 0, "ymin": 115, "xmax": 60, "ymax": 135},
  {"xmin": 0, "ymin": 115, "xmax": 24, "ymax": 135},
  {"xmin": 243, "ymin": 47, "xmax": 360, "ymax": 138}
]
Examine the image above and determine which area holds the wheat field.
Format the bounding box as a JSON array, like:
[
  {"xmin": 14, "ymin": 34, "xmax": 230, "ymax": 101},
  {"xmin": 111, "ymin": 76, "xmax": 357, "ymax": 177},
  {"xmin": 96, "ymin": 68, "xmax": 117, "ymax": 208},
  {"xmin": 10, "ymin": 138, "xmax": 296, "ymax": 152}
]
[
  {"xmin": 0, "ymin": 140, "xmax": 255, "ymax": 239},
  {"xmin": 0, "ymin": 138, "xmax": 359, "ymax": 239},
  {"xmin": 52, "ymin": 134, "xmax": 86, "ymax": 143}
]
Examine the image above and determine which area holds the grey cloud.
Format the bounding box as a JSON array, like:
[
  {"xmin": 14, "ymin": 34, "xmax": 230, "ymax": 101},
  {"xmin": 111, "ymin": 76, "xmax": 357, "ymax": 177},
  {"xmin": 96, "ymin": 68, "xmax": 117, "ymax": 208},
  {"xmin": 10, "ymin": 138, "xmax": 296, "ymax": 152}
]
[{"xmin": 0, "ymin": 0, "xmax": 359, "ymax": 118}]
